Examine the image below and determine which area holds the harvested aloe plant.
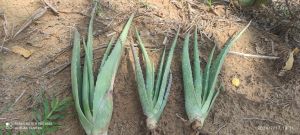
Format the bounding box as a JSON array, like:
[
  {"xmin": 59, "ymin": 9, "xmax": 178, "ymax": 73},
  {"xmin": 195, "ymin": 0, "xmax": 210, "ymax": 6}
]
[
  {"xmin": 71, "ymin": 5, "xmax": 134, "ymax": 134},
  {"xmin": 130, "ymin": 28, "xmax": 180, "ymax": 130},
  {"xmin": 182, "ymin": 22, "xmax": 251, "ymax": 130}
]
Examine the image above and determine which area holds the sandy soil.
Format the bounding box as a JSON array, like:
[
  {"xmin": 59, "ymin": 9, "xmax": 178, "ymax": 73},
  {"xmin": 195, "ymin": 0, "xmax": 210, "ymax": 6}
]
[{"xmin": 0, "ymin": 0, "xmax": 299, "ymax": 135}]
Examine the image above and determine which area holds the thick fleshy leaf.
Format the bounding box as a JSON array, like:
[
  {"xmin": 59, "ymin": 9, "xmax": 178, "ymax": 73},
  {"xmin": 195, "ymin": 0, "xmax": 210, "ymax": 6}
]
[
  {"xmin": 135, "ymin": 29, "xmax": 154, "ymax": 106},
  {"xmin": 153, "ymin": 72, "xmax": 172, "ymax": 121},
  {"xmin": 92, "ymin": 14, "xmax": 134, "ymax": 131},
  {"xmin": 131, "ymin": 27, "xmax": 180, "ymax": 127},
  {"xmin": 153, "ymin": 28, "xmax": 179, "ymax": 118},
  {"xmin": 202, "ymin": 46, "xmax": 216, "ymax": 102},
  {"xmin": 93, "ymin": 90, "xmax": 113, "ymax": 134},
  {"xmin": 130, "ymin": 43, "xmax": 152, "ymax": 115},
  {"xmin": 193, "ymin": 28, "xmax": 202, "ymax": 103},
  {"xmin": 153, "ymin": 48, "xmax": 166, "ymax": 102},
  {"xmin": 82, "ymin": 43, "xmax": 93, "ymax": 120},
  {"xmin": 86, "ymin": 5, "xmax": 96, "ymax": 108},
  {"xmin": 100, "ymin": 36, "xmax": 115, "ymax": 68},
  {"xmin": 207, "ymin": 22, "xmax": 251, "ymax": 95},
  {"xmin": 71, "ymin": 9, "xmax": 134, "ymax": 134},
  {"xmin": 71, "ymin": 29, "xmax": 93, "ymax": 133},
  {"xmin": 182, "ymin": 22, "xmax": 251, "ymax": 128},
  {"xmin": 182, "ymin": 32, "xmax": 202, "ymax": 121}
]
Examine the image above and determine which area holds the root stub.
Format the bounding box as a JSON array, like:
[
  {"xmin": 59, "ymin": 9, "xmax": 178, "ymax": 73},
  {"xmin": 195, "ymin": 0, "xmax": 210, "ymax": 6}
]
[
  {"xmin": 146, "ymin": 117, "xmax": 157, "ymax": 130},
  {"xmin": 191, "ymin": 120, "xmax": 203, "ymax": 131},
  {"xmin": 90, "ymin": 130, "xmax": 108, "ymax": 135}
]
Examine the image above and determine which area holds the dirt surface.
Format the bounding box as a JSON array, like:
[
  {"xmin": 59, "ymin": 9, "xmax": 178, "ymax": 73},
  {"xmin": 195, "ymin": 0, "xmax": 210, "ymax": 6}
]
[{"xmin": 0, "ymin": 0, "xmax": 299, "ymax": 135}]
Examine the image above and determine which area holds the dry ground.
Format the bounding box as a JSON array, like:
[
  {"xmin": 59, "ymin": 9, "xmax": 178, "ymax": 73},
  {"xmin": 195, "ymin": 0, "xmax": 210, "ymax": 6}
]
[{"xmin": 0, "ymin": 0, "xmax": 299, "ymax": 135}]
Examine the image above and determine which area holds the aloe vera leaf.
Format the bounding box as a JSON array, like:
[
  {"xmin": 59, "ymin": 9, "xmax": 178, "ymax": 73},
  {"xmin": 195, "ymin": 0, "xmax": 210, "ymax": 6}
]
[
  {"xmin": 153, "ymin": 28, "xmax": 179, "ymax": 112},
  {"xmin": 152, "ymin": 63, "xmax": 155, "ymax": 96},
  {"xmin": 207, "ymin": 22, "xmax": 251, "ymax": 99},
  {"xmin": 82, "ymin": 43, "xmax": 93, "ymax": 120},
  {"xmin": 72, "ymin": 30, "xmax": 82, "ymax": 107},
  {"xmin": 182, "ymin": 32, "xmax": 194, "ymax": 95},
  {"xmin": 200, "ymin": 84, "xmax": 220, "ymax": 119},
  {"xmin": 92, "ymin": 89, "xmax": 113, "ymax": 134},
  {"xmin": 153, "ymin": 48, "xmax": 166, "ymax": 102},
  {"xmin": 201, "ymin": 88, "xmax": 217, "ymax": 115},
  {"xmin": 193, "ymin": 28, "xmax": 202, "ymax": 103},
  {"xmin": 182, "ymin": 32, "xmax": 202, "ymax": 120},
  {"xmin": 207, "ymin": 83, "xmax": 221, "ymax": 112},
  {"xmin": 135, "ymin": 29, "xmax": 154, "ymax": 104},
  {"xmin": 100, "ymin": 36, "xmax": 115, "ymax": 68},
  {"xmin": 91, "ymin": 14, "xmax": 134, "ymax": 133},
  {"xmin": 71, "ymin": 29, "xmax": 93, "ymax": 133},
  {"xmin": 86, "ymin": 4, "xmax": 97, "ymax": 109},
  {"xmin": 202, "ymin": 45, "xmax": 216, "ymax": 102},
  {"xmin": 201, "ymin": 22, "xmax": 251, "ymax": 120},
  {"xmin": 130, "ymin": 43, "xmax": 152, "ymax": 114},
  {"xmin": 111, "ymin": 14, "xmax": 135, "ymax": 74},
  {"xmin": 93, "ymin": 14, "xmax": 134, "ymax": 117},
  {"xmin": 153, "ymin": 72, "xmax": 172, "ymax": 121}
]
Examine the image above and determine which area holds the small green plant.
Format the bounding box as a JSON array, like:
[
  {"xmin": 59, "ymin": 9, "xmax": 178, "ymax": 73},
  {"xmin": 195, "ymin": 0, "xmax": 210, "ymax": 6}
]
[
  {"xmin": 71, "ymin": 1, "xmax": 134, "ymax": 134},
  {"xmin": 182, "ymin": 22, "xmax": 250, "ymax": 130},
  {"xmin": 0, "ymin": 89, "xmax": 71, "ymax": 135},
  {"xmin": 29, "ymin": 94, "xmax": 72, "ymax": 135},
  {"xmin": 130, "ymin": 28, "xmax": 179, "ymax": 130},
  {"xmin": 207, "ymin": 0, "xmax": 213, "ymax": 8}
]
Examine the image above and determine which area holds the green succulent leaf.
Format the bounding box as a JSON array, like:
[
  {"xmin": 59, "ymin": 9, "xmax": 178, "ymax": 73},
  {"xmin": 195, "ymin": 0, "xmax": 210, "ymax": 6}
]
[
  {"xmin": 130, "ymin": 27, "xmax": 180, "ymax": 129},
  {"xmin": 135, "ymin": 29, "xmax": 155, "ymax": 107},
  {"xmin": 182, "ymin": 22, "xmax": 251, "ymax": 129},
  {"xmin": 71, "ymin": 28, "xmax": 94, "ymax": 133},
  {"xmin": 193, "ymin": 28, "xmax": 202, "ymax": 103},
  {"xmin": 182, "ymin": 31, "xmax": 202, "ymax": 121},
  {"xmin": 130, "ymin": 41, "xmax": 152, "ymax": 115},
  {"xmin": 153, "ymin": 48, "xmax": 166, "ymax": 102},
  {"xmin": 100, "ymin": 36, "xmax": 115, "ymax": 68},
  {"xmin": 202, "ymin": 45, "xmax": 216, "ymax": 102},
  {"xmin": 71, "ymin": 11, "xmax": 134, "ymax": 135}
]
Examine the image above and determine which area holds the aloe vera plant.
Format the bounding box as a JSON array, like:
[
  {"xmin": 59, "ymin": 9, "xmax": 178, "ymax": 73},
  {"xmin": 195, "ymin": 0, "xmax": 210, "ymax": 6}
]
[
  {"xmin": 182, "ymin": 22, "xmax": 251, "ymax": 130},
  {"xmin": 130, "ymin": 28, "xmax": 180, "ymax": 130},
  {"xmin": 71, "ymin": 7, "xmax": 134, "ymax": 135}
]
